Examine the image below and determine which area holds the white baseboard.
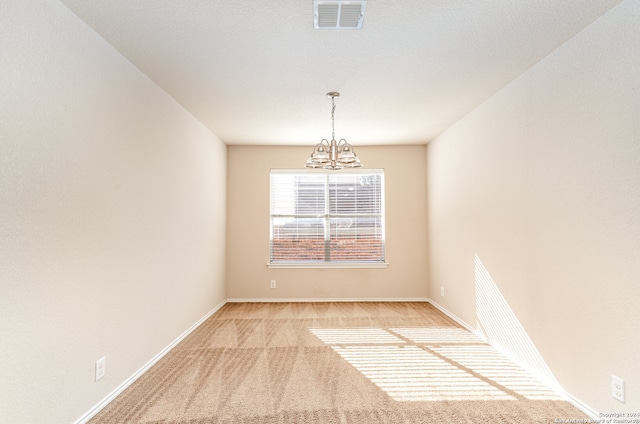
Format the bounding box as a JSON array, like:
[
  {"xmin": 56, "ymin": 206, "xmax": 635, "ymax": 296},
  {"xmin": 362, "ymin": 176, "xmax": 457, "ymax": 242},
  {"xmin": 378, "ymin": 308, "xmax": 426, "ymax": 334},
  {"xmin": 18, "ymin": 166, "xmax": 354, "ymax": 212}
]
[
  {"xmin": 562, "ymin": 391, "xmax": 600, "ymax": 421},
  {"xmin": 74, "ymin": 299, "xmax": 227, "ymax": 424},
  {"xmin": 426, "ymin": 298, "xmax": 484, "ymax": 339},
  {"xmin": 226, "ymin": 297, "xmax": 430, "ymax": 303}
]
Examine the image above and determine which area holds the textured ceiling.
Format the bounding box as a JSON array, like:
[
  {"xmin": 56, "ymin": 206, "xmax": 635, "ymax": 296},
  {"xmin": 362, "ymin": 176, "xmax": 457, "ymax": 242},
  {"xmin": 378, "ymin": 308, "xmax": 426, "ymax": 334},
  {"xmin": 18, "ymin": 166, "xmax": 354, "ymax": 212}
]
[{"xmin": 59, "ymin": 0, "xmax": 621, "ymax": 146}]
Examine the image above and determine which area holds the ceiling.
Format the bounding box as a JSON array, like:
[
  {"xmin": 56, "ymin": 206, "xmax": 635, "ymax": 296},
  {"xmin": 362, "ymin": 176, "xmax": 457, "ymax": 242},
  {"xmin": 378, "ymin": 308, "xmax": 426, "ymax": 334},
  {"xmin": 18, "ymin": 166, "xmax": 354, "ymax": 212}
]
[{"xmin": 59, "ymin": 0, "xmax": 621, "ymax": 146}]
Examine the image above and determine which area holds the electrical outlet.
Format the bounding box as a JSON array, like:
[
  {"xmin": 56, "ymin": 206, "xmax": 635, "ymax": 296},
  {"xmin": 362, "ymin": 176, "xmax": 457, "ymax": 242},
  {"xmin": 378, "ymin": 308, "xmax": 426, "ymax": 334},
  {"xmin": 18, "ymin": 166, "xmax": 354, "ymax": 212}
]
[
  {"xmin": 270, "ymin": 280, "xmax": 276, "ymax": 289},
  {"xmin": 440, "ymin": 286, "xmax": 445, "ymax": 297},
  {"xmin": 95, "ymin": 357, "xmax": 106, "ymax": 381},
  {"xmin": 612, "ymin": 375, "xmax": 625, "ymax": 403}
]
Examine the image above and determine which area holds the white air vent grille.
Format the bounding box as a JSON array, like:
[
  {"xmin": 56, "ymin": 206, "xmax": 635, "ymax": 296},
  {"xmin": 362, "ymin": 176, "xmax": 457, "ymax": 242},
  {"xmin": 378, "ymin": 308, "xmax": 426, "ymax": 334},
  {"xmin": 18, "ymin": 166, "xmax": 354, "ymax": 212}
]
[{"xmin": 314, "ymin": 1, "xmax": 367, "ymax": 30}]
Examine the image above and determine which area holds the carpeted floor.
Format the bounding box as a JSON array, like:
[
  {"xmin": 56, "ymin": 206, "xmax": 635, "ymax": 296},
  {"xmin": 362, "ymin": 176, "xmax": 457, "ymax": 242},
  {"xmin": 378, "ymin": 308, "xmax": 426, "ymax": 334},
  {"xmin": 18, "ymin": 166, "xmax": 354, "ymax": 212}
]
[{"xmin": 89, "ymin": 302, "xmax": 590, "ymax": 423}]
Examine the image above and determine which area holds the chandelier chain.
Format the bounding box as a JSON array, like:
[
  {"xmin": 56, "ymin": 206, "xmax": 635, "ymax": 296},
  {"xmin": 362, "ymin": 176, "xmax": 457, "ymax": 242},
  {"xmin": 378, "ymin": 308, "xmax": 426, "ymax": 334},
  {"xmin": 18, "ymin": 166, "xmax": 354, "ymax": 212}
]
[{"xmin": 331, "ymin": 96, "xmax": 336, "ymax": 141}]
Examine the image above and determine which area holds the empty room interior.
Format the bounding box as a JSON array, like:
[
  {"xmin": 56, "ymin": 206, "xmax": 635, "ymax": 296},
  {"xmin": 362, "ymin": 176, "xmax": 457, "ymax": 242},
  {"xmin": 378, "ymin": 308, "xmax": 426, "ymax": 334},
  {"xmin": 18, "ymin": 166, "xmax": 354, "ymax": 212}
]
[{"xmin": 2, "ymin": 0, "xmax": 639, "ymax": 423}]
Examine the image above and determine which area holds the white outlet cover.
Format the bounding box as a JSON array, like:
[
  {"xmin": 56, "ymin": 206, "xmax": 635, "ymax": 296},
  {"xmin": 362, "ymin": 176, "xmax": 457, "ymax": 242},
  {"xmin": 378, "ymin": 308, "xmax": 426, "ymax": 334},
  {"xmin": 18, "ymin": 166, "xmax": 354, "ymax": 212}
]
[
  {"xmin": 612, "ymin": 375, "xmax": 625, "ymax": 403},
  {"xmin": 96, "ymin": 357, "xmax": 106, "ymax": 381}
]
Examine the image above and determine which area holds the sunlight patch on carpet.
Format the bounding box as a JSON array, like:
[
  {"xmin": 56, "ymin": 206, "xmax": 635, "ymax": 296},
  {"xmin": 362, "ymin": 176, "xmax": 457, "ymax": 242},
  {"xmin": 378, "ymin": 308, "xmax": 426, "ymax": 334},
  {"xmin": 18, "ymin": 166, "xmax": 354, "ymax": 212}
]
[
  {"xmin": 390, "ymin": 327, "xmax": 483, "ymax": 344},
  {"xmin": 309, "ymin": 328, "xmax": 404, "ymax": 345},
  {"xmin": 331, "ymin": 344, "xmax": 514, "ymax": 401},
  {"xmin": 309, "ymin": 326, "xmax": 562, "ymax": 402}
]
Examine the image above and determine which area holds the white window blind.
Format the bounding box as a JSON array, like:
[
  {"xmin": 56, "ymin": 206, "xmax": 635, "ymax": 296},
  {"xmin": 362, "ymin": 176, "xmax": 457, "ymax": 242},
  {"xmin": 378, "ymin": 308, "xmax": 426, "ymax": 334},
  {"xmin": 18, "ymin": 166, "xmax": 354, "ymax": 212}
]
[{"xmin": 270, "ymin": 169, "xmax": 385, "ymax": 264}]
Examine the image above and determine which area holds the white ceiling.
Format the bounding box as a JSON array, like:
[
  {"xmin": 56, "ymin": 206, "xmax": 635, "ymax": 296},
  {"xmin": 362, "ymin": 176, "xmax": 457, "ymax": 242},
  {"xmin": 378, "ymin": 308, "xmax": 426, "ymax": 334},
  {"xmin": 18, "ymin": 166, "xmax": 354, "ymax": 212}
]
[{"xmin": 59, "ymin": 0, "xmax": 621, "ymax": 146}]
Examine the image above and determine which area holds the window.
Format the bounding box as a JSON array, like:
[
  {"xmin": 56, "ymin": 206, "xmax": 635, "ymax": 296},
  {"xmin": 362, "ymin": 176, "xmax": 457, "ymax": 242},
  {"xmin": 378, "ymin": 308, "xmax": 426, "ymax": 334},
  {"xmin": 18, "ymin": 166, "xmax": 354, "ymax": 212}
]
[{"xmin": 270, "ymin": 169, "xmax": 385, "ymax": 267}]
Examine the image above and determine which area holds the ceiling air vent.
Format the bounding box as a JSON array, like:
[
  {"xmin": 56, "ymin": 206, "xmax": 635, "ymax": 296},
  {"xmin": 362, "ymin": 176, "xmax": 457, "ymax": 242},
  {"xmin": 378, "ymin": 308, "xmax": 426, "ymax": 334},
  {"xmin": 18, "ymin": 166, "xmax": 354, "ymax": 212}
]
[{"xmin": 313, "ymin": 1, "xmax": 367, "ymax": 30}]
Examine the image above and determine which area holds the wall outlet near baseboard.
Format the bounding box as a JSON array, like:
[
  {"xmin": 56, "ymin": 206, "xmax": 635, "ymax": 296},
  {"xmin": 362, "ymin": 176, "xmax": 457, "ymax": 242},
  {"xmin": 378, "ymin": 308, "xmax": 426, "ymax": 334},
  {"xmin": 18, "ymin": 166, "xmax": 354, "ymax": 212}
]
[
  {"xmin": 95, "ymin": 357, "xmax": 106, "ymax": 381},
  {"xmin": 440, "ymin": 286, "xmax": 444, "ymax": 297},
  {"xmin": 270, "ymin": 280, "xmax": 276, "ymax": 289},
  {"xmin": 612, "ymin": 375, "xmax": 625, "ymax": 402}
]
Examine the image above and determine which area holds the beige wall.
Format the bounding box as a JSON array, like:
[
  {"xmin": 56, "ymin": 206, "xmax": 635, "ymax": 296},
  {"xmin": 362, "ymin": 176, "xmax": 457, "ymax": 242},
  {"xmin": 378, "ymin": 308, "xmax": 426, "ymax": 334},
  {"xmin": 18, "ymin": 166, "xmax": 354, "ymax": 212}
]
[
  {"xmin": 427, "ymin": 0, "xmax": 639, "ymax": 413},
  {"xmin": 0, "ymin": 2, "xmax": 227, "ymax": 423},
  {"xmin": 227, "ymin": 145, "xmax": 428, "ymax": 300}
]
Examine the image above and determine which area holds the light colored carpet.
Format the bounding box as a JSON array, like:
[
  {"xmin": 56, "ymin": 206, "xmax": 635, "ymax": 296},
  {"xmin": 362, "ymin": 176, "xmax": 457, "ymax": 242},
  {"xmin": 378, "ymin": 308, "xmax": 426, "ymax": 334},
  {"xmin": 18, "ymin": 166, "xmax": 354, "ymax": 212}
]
[{"xmin": 89, "ymin": 302, "xmax": 590, "ymax": 423}]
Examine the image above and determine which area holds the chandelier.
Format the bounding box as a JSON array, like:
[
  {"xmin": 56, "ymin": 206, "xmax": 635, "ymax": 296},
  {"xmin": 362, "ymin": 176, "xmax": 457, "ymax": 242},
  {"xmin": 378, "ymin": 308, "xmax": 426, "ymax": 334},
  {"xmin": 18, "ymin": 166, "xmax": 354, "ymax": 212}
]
[{"xmin": 305, "ymin": 92, "xmax": 363, "ymax": 170}]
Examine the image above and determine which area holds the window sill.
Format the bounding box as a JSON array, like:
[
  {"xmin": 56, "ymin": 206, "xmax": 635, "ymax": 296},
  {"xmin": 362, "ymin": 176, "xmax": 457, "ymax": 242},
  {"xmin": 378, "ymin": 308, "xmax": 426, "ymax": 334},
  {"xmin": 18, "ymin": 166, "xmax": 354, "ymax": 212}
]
[{"xmin": 267, "ymin": 262, "xmax": 389, "ymax": 269}]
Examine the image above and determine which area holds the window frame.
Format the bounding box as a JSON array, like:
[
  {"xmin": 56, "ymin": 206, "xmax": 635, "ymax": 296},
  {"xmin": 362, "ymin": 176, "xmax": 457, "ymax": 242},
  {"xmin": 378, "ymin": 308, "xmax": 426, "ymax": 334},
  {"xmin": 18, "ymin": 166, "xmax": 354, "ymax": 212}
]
[{"xmin": 268, "ymin": 168, "xmax": 387, "ymax": 269}]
